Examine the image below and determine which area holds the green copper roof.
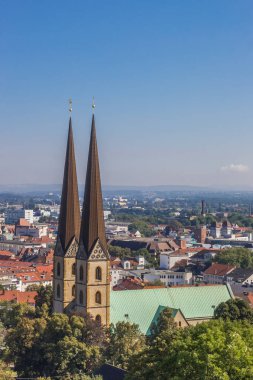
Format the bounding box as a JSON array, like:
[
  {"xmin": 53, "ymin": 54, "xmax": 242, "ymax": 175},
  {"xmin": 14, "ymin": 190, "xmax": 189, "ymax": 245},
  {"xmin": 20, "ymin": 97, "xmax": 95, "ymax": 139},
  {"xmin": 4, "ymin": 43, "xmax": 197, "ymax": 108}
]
[{"xmin": 110, "ymin": 285, "xmax": 233, "ymax": 334}]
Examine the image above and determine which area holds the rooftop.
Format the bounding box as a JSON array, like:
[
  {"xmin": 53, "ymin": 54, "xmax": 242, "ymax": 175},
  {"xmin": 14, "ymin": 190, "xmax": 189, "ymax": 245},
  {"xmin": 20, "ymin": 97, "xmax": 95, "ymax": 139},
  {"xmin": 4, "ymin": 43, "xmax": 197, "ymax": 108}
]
[
  {"xmin": 110, "ymin": 284, "xmax": 233, "ymax": 334},
  {"xmin": 203, "ymin": 263, "xmax": 236, "ymax": 276}
]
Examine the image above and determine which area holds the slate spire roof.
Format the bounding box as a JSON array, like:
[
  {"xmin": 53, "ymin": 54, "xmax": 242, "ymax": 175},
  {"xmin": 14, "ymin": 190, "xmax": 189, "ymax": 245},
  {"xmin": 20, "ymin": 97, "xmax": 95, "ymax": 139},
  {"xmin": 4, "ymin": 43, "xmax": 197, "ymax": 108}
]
[
  {"xmin": 57, "ymin": 118, "xmax": 80, "ymax": 251},
  {"xmin": 80, "ymin": 114, "xmax": 107, "ymax": 256}
]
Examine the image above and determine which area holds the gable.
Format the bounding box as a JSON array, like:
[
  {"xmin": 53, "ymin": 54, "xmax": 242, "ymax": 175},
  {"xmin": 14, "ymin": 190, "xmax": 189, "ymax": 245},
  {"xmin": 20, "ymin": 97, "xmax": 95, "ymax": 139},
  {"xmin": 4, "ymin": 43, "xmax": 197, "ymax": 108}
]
[{"xmin": 88, "ymin": 239, "xmax": 109, "ymax": 261}]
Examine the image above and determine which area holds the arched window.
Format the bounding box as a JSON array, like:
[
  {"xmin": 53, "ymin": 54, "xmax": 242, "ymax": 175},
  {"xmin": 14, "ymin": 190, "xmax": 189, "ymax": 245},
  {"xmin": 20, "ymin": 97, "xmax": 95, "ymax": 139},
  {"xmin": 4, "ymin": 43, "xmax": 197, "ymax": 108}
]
[
  {"xmin": 95, "ymin": 315, "xmax": 101, "ymax": 324},
  {"xmin": 56, "ymin": 284, "xmax": 60, "ymax": 298},
  {"xmin": 79, "ymin": 265, "xmax": 84, "ymax": 281},
  {"xmin": 72, "ymin": 285, "xmax": 75, "ymax": 297},
  {"xmin": 79, "ymin": 290, "xmax": 83, "ymax": 305},
  {"xmin": 72, "ymin": 263, "xmax": 76, "ymax": 276},
  {"xmin": 57, "ymin": 262, "xmax": 60, "ymax": 277},
  {"xmin": 95, "ymin": 291, "xmax": 101, "ymax": 304},
  {"xmin": 95, "ymin": 266, "xmax": 102, "ymax": 281}
]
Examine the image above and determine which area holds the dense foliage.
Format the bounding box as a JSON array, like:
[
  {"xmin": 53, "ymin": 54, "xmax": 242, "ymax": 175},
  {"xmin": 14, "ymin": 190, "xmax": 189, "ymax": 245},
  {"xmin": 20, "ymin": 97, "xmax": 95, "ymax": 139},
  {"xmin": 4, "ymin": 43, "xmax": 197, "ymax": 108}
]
[
  {"xmin": 214, "ymin": 248, "xmax": 253, "ymax": 268},
  {"xmin": 106, "ymin": 321, "xmax": 145, "ymax": 369},
  {"xmin": 214, "ymin": 299, "xmax": 253, "ymax": 322},
  {"xmin": 5, "ymin": 313, "xmax": 106, "ymax": 378},
  {"xmin": 128, "ymin": 221, "xmax": 155, "ymax": 237},
  {"xmin": 127, "ymin": 309, "xmax": 253, "ymax": 380},
  {"xmin": 1, "ymin": 288, "xmax": 253, "ymax": 379}
]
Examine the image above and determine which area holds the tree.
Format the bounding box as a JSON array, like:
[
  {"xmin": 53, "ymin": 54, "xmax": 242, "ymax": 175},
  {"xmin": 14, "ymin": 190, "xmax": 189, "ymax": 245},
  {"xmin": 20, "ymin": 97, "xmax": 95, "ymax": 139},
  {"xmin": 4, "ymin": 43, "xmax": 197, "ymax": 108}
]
[
  {"xmin": 35, "ymin": 285, "xmax": 53, "ymax": 316},
  {"xmin": 0, "ymin": 301, "xmax": 35, "ymax": 328},
  {"xmin": 214, "ymin": 248, "xmax": 253, "ymax": 268},
  {"xmin": 128, "ymin": 221, "xmax": 155, "ymax": 237},
  {"xmin": 26, "ymin": 284, "xmax": 40, "ymax": 291},
  {"xmin": 127, "ymin": 320, "xmax": 253, "ymax": 380},
  {"xmin": 214, "ymin": 299, "xmax": 253, "ymax": 322},
  {"xmin": 5, "ymin": 313, "xmax": 106, "ymax": 378},
  {"xmin": 108, "ymin": 245, "xmax": 132, "ymax": 259},
  {"xmin": 37, "ymin": 375, "xmax": 102, "ymax": 380},
  {"xmin": 0, "ymin": 360, "xmax": 16, "ymax": 380},
  {"xmin": 106, "ymin": 321, "xmax": 145, "ymax": 369}
]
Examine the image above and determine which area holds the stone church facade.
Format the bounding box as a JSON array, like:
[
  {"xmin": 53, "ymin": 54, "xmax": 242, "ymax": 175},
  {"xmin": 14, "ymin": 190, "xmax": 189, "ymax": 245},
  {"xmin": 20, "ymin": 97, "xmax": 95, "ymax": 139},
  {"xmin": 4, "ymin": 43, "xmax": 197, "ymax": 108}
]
[{"xmin": 53, "ymin": 114, "xmax": 110, "ymax": 326}]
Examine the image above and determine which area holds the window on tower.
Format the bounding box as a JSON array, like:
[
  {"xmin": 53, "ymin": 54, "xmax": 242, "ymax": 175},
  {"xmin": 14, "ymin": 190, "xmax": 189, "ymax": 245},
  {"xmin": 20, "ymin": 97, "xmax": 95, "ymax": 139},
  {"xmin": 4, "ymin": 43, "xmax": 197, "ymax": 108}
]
[
  {"xmin": 72, "ymin": 285, "xmax": 75, "ymax": 297},
  {"xmin": 95, "ymin": 315, "xmax": 101, "ymax": 325},
  {"xmin": 95, "ymin": 291, "xmax": 101, "ymax": 304},
  {"xmin": 79, "ymin": 265, "xmax": 84, "ymax": 281},
  {"xmin": 72, "ymin": 263, "xmax": 76, "ymax": 276},
  {"xmin": 56, "ymin": 284, "xmax": 60, "ymax": 298},
  {"xmin": 79, "ymin": 290, "xmax": 84, "ymax": 305},
  {"xmin": 57, "ymin": 262, "xmax": 60, "ymax": 277},
  {"xmin": 95, "ymin": 266, "xmax": 102, "ymax": 280}
]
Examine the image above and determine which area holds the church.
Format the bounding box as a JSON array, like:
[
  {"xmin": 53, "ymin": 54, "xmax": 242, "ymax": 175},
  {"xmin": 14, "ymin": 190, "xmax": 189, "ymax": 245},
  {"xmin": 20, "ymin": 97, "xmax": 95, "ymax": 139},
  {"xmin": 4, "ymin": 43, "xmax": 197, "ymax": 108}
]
[{"xmin": 53, "ymin": 112, "xmax": 233, "ymax": 332}]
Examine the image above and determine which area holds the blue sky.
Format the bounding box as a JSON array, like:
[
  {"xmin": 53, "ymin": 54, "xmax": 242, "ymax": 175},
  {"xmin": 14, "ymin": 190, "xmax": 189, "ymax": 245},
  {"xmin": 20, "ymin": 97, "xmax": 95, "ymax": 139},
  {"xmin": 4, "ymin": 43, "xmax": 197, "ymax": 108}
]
[{"xmin": 1, "ymin": 0, "xmax": 253, "ymax": 188}]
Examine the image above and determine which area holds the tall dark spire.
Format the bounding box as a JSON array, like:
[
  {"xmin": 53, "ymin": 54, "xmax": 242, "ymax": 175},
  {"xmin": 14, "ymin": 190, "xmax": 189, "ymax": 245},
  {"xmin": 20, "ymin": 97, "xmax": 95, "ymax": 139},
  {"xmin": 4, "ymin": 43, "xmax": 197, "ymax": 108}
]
[
  {"xmin": 57, "ymin": 118, "xmax": 80, "ymax": 251},
  {"xmin": 80, "ymin": 114, "xmax": 106, "ymax": 255}
]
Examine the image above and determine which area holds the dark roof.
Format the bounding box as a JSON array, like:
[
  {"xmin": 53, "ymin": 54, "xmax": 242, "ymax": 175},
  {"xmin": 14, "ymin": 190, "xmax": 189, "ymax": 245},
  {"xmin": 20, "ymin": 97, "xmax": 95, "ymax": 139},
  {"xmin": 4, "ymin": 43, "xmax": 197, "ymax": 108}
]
[
  {"xmin": 96, "ymin": 364, "xmax": 127, "ymax": 380},
  {"xmin": 222, "ymin": 220, "xmax": 232, "ymax": 228},
  {"xmin": 227, "ymin": 267, "xmax": 253, "ymax": 282},
  {"xmin": 110, "ymin": 239, "xmax": 148, "ymax": 251},
  {"xmin": 57, "ymin": 118, "xmax": 80, "ymax": 251},
  {"xmin": 79, "ymin": 115, "xmax": 107, "ymax": 256}
]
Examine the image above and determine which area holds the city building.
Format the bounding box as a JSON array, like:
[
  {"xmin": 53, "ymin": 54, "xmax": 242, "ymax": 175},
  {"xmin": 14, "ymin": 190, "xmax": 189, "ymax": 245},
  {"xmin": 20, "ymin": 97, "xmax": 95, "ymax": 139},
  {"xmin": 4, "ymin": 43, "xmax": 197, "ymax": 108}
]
[
  {"xmin": 194, "ymin": 225, "xmax": 207, "ymax": 244},
  {"xmin": 203, "ymin": 263, "xmax": 236, "ymax": 284},
  {"xmin": 221, "ymin": 220, "xmax": 232, "ymax": 237},
  {"xmin": 144, "ymin": 270, "xmax": 193, "ymax": 286},
  {"xmin": 209, "ymin": 222, "xmax": 221, "ymax": 238},
  {"xmin": 5, "ymin": 209, "xmax": 34, "ymax": 224}
]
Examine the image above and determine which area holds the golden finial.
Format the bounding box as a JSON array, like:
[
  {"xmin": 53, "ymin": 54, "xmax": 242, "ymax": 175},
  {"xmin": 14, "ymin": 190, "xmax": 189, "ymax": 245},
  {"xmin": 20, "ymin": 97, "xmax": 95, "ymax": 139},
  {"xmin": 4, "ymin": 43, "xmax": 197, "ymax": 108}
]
[
  {"xmin": 69, "ymin": 98, "xmax": 73, "ymax": 113},
  {"xmin": 92, "ymin": 97, "xmax": 96, "ymax": 113}
]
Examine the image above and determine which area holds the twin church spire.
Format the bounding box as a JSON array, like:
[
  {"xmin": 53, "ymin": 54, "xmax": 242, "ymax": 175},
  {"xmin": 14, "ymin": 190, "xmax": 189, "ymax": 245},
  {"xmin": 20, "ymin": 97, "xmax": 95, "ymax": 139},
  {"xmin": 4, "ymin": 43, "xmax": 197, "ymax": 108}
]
[
  {"xmin": 57, "ymin": 118, "xmax": 80, "ymax": 252},
  {"xmin": 53, "ymin": 108, "xmax": 110, "ymax": 325},
  {"xmin": 80, "ymin": 114, "xmax": 107, "ymax": 256}
]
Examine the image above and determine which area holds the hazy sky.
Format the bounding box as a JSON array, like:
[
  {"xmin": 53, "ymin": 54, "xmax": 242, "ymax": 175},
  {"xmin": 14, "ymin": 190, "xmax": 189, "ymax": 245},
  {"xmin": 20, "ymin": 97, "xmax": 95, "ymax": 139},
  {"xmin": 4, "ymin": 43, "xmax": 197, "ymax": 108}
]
[{"xmin": 1, "ymin": 0, "xmax": 253, "ymax": 189}]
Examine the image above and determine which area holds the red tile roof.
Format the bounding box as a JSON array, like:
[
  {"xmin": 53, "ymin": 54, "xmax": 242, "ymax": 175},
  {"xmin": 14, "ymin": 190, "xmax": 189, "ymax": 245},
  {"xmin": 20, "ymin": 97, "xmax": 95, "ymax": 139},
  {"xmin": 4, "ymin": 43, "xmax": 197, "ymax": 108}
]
[
  {"xmin": 203, "ymin": 263, "xmax": 236, "ymax": 276},
  {"xmin": 113, "ymin": 278, "xmax": 144, "ymax": 291},
  {"xmin": 0, "ymin": 290, "xmax": 37, "ymax": 305}
]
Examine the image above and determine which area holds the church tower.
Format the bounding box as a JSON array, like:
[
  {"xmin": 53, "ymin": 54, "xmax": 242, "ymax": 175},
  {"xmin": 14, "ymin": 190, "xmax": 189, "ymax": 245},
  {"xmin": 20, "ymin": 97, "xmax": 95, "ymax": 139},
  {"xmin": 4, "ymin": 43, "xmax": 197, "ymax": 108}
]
[
  {"xmin": 75, "ymin": 114, "xmax": 110, "ymax": 326},
  {"xmin": 53, "ymin": 117, "xmax": 80, "ymax": 313}
]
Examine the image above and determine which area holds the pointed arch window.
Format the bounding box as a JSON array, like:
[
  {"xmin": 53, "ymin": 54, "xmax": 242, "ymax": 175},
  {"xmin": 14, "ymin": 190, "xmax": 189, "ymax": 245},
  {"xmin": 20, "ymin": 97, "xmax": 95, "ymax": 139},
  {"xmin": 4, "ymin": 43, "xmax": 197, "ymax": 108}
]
[
  {"xmin": 56, "ymin": 284, "xmax": 60, "ymax": 298},
  {"xmin": 72, "ymin": 285, "xmax": 75, "ymax": 297},
  {"xmin": 95, "ymin": 315, "xmax": 101, "ymax": 325},
  {"xmin": 95, "ymin": 291, "xmax": 101, "ymax": 304},
  {"xmin": 79, "ymin": 290, "xmax": 84, "ymax": 305},
  {"xmin": 57, "ymin": 262, "xmax": 61, "ymax": 277},
  {"xmin": 95, "ymin": 266, "xmax": 102, "ymax": 281},
  {"xmin": 72, "ymin": 263, "xmax": 76, "ymax": 276},
  {"xmin": 79, "ymin": 265, "xmax": 84, "ymax": 281}
]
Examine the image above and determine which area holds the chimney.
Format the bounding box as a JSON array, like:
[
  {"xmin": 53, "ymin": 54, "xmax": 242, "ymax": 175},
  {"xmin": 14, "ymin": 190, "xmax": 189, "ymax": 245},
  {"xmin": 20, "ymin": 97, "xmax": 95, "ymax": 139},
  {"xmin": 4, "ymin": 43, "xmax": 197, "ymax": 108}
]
[{"xmin": 179, "ymin": 239, "xmax": 187, "ymax": 250}]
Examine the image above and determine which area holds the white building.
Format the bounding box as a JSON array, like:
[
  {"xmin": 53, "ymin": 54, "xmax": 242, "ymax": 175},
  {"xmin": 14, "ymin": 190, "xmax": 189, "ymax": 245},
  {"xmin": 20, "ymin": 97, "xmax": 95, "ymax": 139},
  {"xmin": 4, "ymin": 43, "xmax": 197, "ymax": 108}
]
[
  {"xmin": 160, "ymin": 252, "xmax": 188, "ymax": 270},
  {"xmin": 110, "ymin": 268, "xmax": 126, "ymax": 288},
  {"xmin": 144, "ymin": 270, "xmax": 193, "ymax": 286}
]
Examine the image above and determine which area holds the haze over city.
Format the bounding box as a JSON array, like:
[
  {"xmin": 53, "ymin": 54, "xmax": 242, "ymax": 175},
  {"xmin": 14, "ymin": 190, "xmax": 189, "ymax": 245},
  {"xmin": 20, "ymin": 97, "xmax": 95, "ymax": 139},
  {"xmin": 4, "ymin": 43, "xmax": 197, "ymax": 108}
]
[{"xmin": 1, "ymin": 0, "xmax": 253, "ymax": 189}]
